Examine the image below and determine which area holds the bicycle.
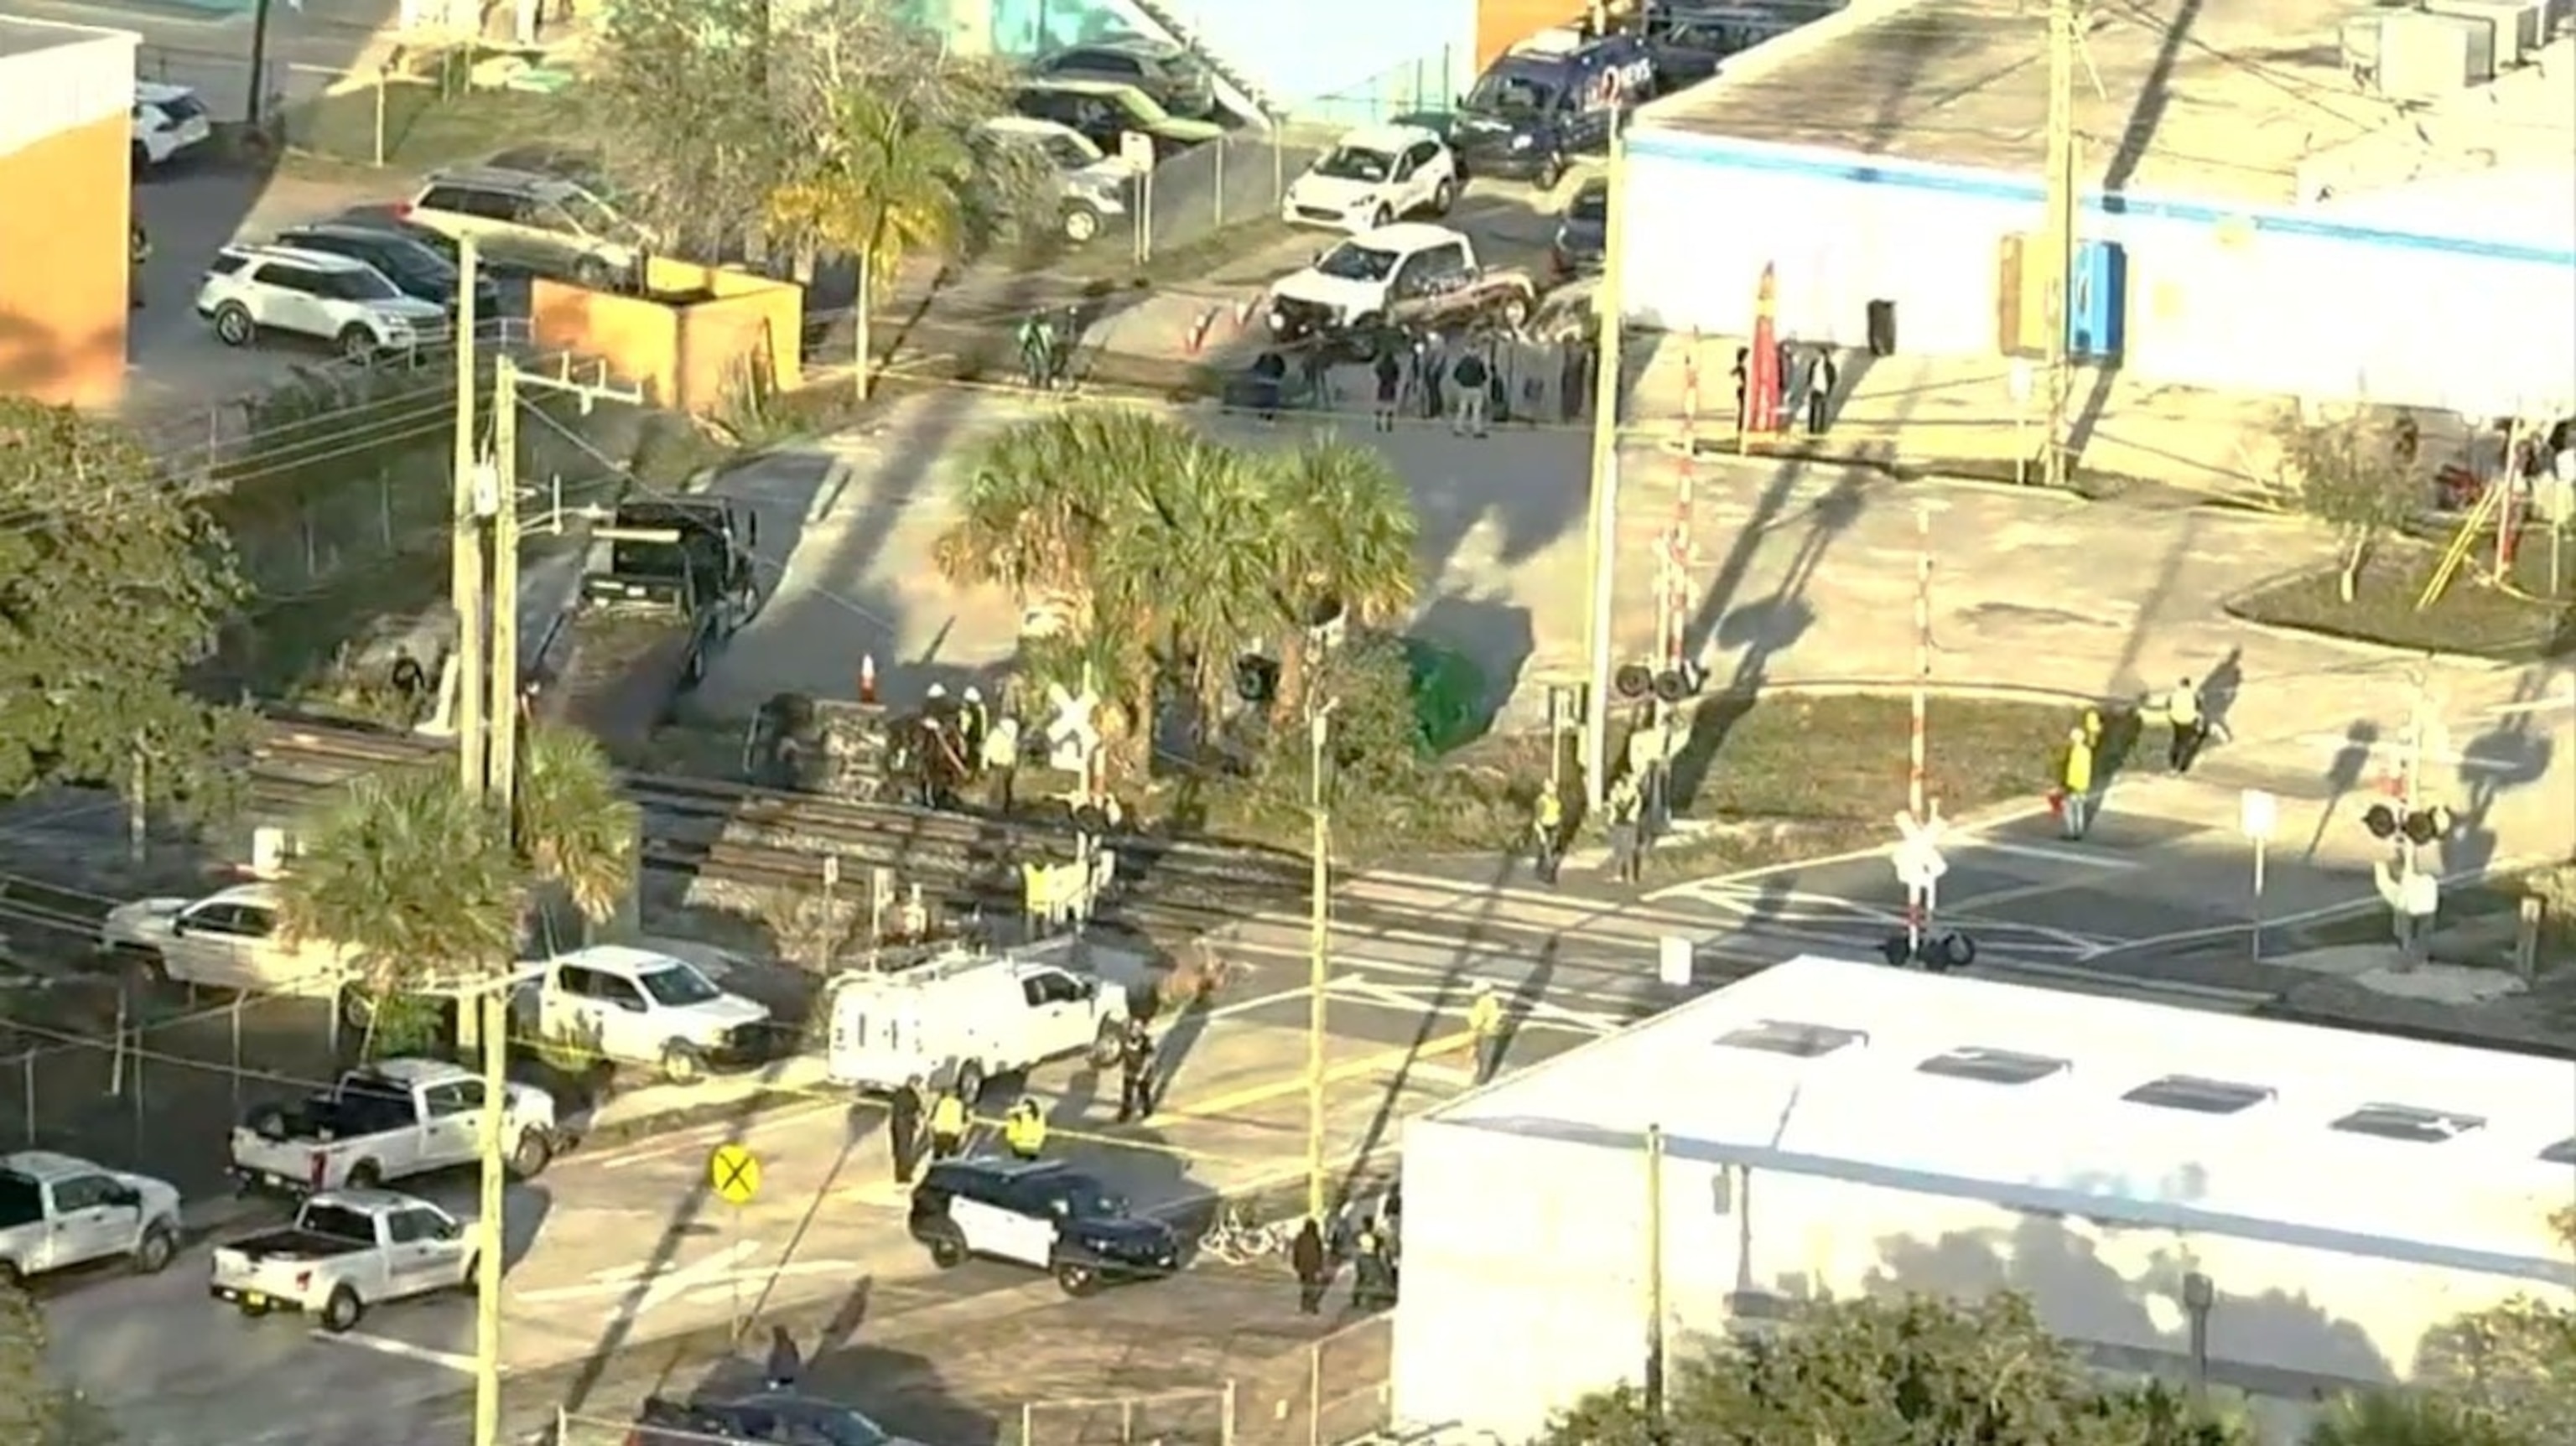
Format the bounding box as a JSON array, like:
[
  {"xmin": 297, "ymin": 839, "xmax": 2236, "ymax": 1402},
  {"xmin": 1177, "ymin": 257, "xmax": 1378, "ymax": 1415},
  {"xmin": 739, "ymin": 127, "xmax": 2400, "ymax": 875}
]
[{"xmin": 1197, "ymin": 1205, "xmax": 1289, "ymax": 1266}]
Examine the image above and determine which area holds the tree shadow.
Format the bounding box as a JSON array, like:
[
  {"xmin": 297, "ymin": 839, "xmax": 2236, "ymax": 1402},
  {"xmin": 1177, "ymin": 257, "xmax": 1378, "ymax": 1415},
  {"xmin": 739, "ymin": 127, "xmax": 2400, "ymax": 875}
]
[
  {"xmin": 2437, "ymin": 672, "xmax": 2558, "ymax": 884},
  {"xmin": 2305, "ymin": 720, "xmax": 2381, "ymax": 864}
]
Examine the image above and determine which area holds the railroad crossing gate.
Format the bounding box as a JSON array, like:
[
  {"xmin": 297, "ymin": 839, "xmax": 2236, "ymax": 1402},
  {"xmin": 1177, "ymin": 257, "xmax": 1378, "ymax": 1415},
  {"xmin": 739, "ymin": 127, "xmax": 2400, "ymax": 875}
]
[
  {"xmin": 709, "ymin": 1144, "xmax": 761, "ymax": 1206},
  {"xmin": 1891, "ymin": 810, "xmax": 1949, "ymax": 891}
]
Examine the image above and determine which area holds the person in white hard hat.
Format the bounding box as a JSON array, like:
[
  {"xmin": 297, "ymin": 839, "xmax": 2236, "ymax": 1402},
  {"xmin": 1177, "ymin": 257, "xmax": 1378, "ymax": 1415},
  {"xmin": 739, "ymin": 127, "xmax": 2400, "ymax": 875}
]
[{"xmin": 959, "ymin": 686, "xmax": 990, "ymax": 770}]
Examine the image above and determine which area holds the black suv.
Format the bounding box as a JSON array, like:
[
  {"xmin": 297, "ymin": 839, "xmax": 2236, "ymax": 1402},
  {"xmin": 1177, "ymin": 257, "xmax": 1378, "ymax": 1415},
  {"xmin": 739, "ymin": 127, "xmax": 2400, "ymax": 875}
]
[
  {"xmin": 909, "ymin": 1158, "xmax": 1176, "ymax": 1297},
  {"xmin": 273, "ymin": 222, "xmax": 501, "ymax": 320},
  {"xmin": 1030, "ymin": 38, "xmax": 1217, "ymax": 119}
]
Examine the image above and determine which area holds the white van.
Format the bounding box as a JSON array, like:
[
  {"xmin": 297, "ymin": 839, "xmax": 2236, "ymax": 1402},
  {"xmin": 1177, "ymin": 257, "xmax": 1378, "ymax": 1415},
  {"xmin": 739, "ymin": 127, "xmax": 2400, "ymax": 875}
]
[{"xmin": 823, "ymin": 939, "xmax": 1142, "ymax": 1102}]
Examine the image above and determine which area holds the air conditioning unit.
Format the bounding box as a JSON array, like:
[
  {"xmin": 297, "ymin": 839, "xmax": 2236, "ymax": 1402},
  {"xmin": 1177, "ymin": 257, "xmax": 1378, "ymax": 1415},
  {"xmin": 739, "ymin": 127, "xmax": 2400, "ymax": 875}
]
[
  {"xmin": 2375, "ymin": 12, "xmax": 2495, "ymax": 98},
  {"xmin": 2424, "ymin": 0, "xmax": 2542, "ymax": 65}
]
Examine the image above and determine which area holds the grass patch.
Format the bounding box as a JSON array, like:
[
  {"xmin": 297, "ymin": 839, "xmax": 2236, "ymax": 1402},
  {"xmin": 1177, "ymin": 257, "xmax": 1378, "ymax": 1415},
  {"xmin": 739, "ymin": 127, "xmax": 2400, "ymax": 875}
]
[
  {"xmin": 2229, "ymin": 531, "xmax": 2576, "ymax": 660},
  {"xmin": 280, "ymin": 80, "xmax": 570, "ymax": 174}
]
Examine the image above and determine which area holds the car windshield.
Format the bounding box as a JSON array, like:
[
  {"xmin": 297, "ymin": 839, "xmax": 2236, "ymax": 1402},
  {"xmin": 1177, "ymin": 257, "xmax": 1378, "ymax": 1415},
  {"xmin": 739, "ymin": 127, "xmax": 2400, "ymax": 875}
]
[
  {"xmin": 1569, "ymin": 184, "xmax": 1608, "ymax": 223},
  {"xmin": 1038, "ymin": 133, "xmax": 1098, "ymax": 168},
  {"xmin": 1314, "ymin": 146, "xmax": 1396, "ymax": 183},
  {"xmin": 1465, "ymin": 70, "xmax": 1556, "ymax": 116},
  {"xmin": 1059, "ymin": 1182, "xmax": 1126, "ymax": 1219},
  {"xmin": 299, "ymin": 1203, "xmax": 377, "ymax": 1243},
  {"xmin": 554, "ymin": 191, "xmax": 621, "ymax": 236},
  {"xmin": 1313, "ymin": 241, "xmax": 1400, "ymax": 282},
  {"xmin": 332, "ymin": 267, "xmax": 402, "ymax": 302},
  {"xmin": 379, "ymin": 242, "xmax": 457, "ymax": 286},
  {"xmin": 636, "ymin": 963, "xmax": 722, "ymax": 1008}
]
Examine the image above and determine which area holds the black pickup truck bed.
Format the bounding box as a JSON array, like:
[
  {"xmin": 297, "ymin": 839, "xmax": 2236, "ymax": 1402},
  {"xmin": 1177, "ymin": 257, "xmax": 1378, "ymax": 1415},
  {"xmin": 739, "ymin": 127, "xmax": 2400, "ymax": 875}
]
[{"xmin": 227, "ymin": 1227, "xmax": 370, "ymax": 1262}]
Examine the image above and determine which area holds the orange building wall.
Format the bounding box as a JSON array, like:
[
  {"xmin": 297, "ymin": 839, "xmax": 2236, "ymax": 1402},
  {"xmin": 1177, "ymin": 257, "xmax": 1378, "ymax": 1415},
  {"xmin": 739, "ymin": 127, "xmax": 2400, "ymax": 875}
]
[
  {"xmin": 0, "ymin": 110, "xmax": 129, "ymax": 407},
  {"xmin": 1474, "ymin": 0, "xmax": 1591, "ymax": 69}
]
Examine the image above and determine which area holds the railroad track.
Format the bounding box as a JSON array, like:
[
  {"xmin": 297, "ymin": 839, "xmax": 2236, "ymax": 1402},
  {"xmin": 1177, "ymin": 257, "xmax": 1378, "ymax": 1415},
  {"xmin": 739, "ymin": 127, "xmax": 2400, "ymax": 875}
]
[{"xmin": 249, "ymin": 712, "xmax": 1309, "ymax": 917}]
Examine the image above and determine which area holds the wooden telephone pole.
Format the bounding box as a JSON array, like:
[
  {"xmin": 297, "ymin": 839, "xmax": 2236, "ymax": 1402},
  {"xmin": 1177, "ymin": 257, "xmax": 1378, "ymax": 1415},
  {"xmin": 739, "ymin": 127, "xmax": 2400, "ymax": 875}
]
[
  {"xmin": 451, "ymin": 248, "xmax": 641, "ymax": 1446},
  {"xmin": 2040, "ymin": 0, "xmax": 2080, "ymax": 489}
]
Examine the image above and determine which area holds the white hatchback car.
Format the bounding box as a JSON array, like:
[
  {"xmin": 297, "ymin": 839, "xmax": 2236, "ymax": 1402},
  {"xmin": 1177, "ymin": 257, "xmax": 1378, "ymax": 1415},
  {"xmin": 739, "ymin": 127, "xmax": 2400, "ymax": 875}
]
[
  {"xmin": 195, "ymin": 244, "xmax": 454, "ymax": 360},
  {"xmin": 1281, "ymin": 123, "xmax": 1459, "ymax": 233},
  {"xmin": 132, "ymin": 80, "xmax": 212, "ymax": 171}
]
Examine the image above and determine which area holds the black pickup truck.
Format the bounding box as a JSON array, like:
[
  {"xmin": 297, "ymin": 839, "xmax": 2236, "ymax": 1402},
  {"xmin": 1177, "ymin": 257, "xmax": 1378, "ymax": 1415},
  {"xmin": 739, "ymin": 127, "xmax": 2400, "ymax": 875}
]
[{"xmin": 530, "ymin": 498, "xmax": 761, "ymax": 754}]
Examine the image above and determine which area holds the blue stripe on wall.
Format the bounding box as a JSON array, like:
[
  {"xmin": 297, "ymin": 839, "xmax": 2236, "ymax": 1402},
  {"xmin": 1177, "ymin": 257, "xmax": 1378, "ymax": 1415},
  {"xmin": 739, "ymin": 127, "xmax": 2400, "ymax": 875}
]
[
  {"xmin": 1452, "ymin": 1113, "xmax": 2576, "ymax": 1288},
  {"xmin": 1630, "ymin": 129, "xmax": 2576, "ymax": 270}
]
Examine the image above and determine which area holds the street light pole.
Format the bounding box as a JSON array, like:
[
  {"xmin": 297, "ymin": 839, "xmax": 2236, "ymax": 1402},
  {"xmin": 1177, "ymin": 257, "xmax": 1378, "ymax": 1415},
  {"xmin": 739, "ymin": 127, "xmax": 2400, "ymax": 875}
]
[{"xmin": 1305, "ymin": 701, "xmax": 1334, "ymax": 1224}]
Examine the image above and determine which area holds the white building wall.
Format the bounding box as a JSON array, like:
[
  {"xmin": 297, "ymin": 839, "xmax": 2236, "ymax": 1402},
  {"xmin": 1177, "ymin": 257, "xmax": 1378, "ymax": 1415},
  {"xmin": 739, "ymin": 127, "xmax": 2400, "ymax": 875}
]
[
  {"xmin": 1397, "ymin": 1118, "xmax": 2566, "ymax": 1444},
  {"xmin": 1619, "ymin": 130, "xmax": 2576, "ymax": 417},
  {"xmin": 0, "ymin": 21, "xmax": 138, "ymax": 161}
]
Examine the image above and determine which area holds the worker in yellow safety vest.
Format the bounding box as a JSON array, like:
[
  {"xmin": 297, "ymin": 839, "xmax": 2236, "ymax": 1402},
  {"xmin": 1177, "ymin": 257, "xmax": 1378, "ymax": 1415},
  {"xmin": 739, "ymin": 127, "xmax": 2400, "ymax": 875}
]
[
  {"xmin": 1002, "ymin": 1098, "xmax": 1046, "ymax": 1160},
  {"xmin": 1467, "ymin": 981, "xmax": 1504, "ymax": 1084},
  {"xmin": 1529, "ymin": 784, "xmax": 1565, "ymax": 885},
  {"xmin": 2059, "ymin": 726, "xmax": 2096, "ymax": 842},
  {"xmin": 928, "ymin": 1086, "xmax": 969, "ymax": 1160}
]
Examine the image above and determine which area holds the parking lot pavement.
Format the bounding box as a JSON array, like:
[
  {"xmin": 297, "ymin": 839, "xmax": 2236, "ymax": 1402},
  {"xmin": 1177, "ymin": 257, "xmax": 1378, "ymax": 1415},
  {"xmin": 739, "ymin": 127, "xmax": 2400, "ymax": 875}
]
[
  {"xmin": 128, "ymin": 160, "xmax": 455, "ymax": 427},
  {"xmin": 44, "ymin": 989, "xmax": 1452, "ymax": 1445}
]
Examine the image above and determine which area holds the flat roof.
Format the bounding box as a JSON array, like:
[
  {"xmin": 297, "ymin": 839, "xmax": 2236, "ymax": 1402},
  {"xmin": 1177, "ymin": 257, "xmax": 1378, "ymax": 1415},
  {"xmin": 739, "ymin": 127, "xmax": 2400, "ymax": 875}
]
[
  {"xmin": 1639, "ymin": 0, "xmax": 2392, "ymax": 201},
  {"xmin": 1428, "ymin": 957, "xmax": 2576, "ymax": 1282},
  {"xmin": 0, "ymin": 14, "xmax": 127, "ymax": 60}
]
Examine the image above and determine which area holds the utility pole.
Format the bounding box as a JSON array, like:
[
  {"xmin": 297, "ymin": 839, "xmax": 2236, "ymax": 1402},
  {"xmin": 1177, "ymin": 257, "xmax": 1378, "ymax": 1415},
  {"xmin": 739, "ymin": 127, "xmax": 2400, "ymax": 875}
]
[
  {"xmin": 1580, "ymin": 129, "xmax": 1632, "ymax": 813},
  {"xmin": 1305, "ymin": 701, "xmax": 1335, "ymax": 1224},
  {"xmin": 2397, "ymin": 664, "xmax": 2430, "ymax": 967},
  {"xmin": 1643, "ymin": 1123, "xmax": 1667, "ymax": 1414},
  {"xmin": 1906, "ymin": 504, "xmax": 1934, "ymax": 958},
  {"xmin": 2040, "ymin": 0, "xmax": 2079, "ymax": 489},
  {"xmin": 452, "ymin": 236, "xmax": 488, "ymax": 801}
]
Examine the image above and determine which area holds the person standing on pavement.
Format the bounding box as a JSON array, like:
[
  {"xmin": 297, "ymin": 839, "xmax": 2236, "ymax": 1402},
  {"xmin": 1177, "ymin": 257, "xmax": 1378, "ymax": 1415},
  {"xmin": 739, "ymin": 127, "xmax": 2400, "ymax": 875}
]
[
  {"xmin": 1371, "ymin": 343, "xmax": 1402, "ymax": 431},
  {"xmin": 2059, "ymin": 725, "xmax": 2096, "ymax": 840},
  {"xmin": 887, "ymin": 1076, "xmax": 925, "ymax": 1183},
  {"xmin": 1605, "ymin": 775, "xmax": 1644, "ymax": 884},
  {"xmin": 1291, "ymin": 1219, "xmax": 1329, "ymax": 1314},
  {"xmin": 981, "ymin": 711, "xmax": 1021, "ymax": 811},
  {"xmin": 1529, "ymin": 781, "xmax": 1565, "ymax": 884},
  {"xmin": 927, "ymin": 1083, "xmax": 969, "ymax": 1161},
  {"xmin": 1420, "ymin": 330, "xmax": 1448, "ymax": 420},
  {"xmin": 1116, "ymin": 1017, "xmax": 1157, "ymax": 1122},
  {"xmin": 1350, "ymin": 1224, "xmax": 1395, "ymax": 1313},
  {"xmin": 1450, "ymin": 346, "xmax": 1491, "ymax": 437},
  {"xmin": 1467, "ymin": 981, "xmax": 1504, "ymax": 1084},
  {"xmin": 764, "ymin": 1324, "xmax": 802, "ymax": 1390},
  {"xmin": 2164, "ymin": 678, "xmax": 2209, "ymax": 774},
  {"xmin": 1016, "ymin": 312, "xmax": 1055, "ymax": 391},
  {"xmin": 129, "ymin": 220, "xmax": 152, "ymax": 310}
]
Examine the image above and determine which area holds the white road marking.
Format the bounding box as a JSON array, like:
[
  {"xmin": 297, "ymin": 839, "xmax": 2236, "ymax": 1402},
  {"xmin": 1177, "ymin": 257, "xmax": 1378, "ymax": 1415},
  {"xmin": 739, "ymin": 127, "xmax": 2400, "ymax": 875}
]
[
  {"xmin": 1947, "ymin": 837, "xmax": 2141, "ymax": 870},
  {"xmin": 310, "ymin": 1331, "xmax": 479, "ymax": 1374}
]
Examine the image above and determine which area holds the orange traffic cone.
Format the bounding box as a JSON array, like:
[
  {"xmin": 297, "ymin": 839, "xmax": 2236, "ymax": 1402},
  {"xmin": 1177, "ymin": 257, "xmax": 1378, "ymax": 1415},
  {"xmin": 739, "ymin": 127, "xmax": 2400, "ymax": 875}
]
[{"xmin": 860, "ymin": 654, "xmax": 878, "ymax": 704}]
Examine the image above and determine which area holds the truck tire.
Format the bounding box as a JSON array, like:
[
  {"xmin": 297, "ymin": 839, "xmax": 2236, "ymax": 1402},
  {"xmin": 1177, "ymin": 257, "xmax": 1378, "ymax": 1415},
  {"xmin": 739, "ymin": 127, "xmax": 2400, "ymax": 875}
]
[
  {"xmin": 345, "ymin": 1160, "xmax": 384, "ymax": 1191},
  {"xmin": 1499, "ymin": 293, "xmax": 1530, "ymax": 328},
  {"xmin": 319, "ymin": 1284, "xmax": 366, "ymax": 1334},
  {"xmin": 236, "ymin": 1298, "xmax": 271, "ymax": 1318},
  {"xmin": 660, "ymin": 1042, "xmax": 704, "ymax": 1086},
  {"xmin": 506, "ymin": 1128, "xmax": 553, "ymax": 1179},
  {"xmin": 1087, "ymin": 1018, "xmax": 1124, "ymax": 1069},
  {"xmin": 131, "ymin": 1222, "xmax": 177, "ymax": 1275},
  {"xmin": 1053, "ymin": 1260, "xmax": 1102, "ymax": 1298},
  {"xmin": 116, "ymin": 945, "xmax": 170, "ymax": 988},
  {"xmin": 927, "ymin": 1232, "xmax": 967, "ymax": 1269},
  {"xmin": 0, "ymin": 1259, "xmax": 20, "ymax": 1288},
  {"xmin": 954, "ymin": 1060, "xmax": 986, "ymax": 1108}
]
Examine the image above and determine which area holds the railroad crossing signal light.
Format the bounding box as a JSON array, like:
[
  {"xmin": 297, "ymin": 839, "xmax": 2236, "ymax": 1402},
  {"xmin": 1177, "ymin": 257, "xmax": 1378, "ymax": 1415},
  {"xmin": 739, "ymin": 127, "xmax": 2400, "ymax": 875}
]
[
  {"xmin": 1614, "ymin": 663, "xmax": 1654, "ymax": 700},
  {"xmin": 1233, "ymin": 654, "xmax": 1279, "ymax": 704},
  {"xmin": 2362, "ymin": 803, "xmax": 2454, "ymax": 844}
]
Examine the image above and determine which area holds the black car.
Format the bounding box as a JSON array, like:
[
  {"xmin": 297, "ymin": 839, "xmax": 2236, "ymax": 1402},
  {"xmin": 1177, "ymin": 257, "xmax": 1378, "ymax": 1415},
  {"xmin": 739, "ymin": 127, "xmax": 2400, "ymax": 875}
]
[
  {"xmin": 909, "ymin": 1157, "xmax": 1177, "ymax": 1297},
  {"xmin": 273, "ymin": 221, "xmax": 502, "ymax": 321},
  {"xmin": 1030, "ymin": 38, "xmax": 1218, "ymax": 120},
  {"xmin": 1552, "ymin": 177, "xmax": 1608, "ymax": 277},
  {"xmin": 631, "ymin": 1391, "xmax": 898, "ymax": 1446}
]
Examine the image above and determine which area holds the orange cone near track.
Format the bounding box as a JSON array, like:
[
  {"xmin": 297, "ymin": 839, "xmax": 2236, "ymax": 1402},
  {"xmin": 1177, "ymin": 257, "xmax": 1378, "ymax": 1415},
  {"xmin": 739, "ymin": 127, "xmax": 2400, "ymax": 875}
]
[{"xmin": 860, "ymin": 654, "xmax": 878, "ymax": 704}]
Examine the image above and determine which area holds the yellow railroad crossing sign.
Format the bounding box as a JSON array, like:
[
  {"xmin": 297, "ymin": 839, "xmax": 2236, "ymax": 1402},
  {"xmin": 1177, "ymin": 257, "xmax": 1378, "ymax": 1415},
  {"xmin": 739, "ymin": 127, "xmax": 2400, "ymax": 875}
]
[{"xmin": 709, "ymin": 1143, "xmax": 761, "ymax": 1205}]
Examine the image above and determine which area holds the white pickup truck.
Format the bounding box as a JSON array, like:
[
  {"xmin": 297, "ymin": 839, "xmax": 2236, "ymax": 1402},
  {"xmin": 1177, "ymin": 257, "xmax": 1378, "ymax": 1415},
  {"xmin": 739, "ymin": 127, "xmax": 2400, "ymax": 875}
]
[
  {"xmin": 209, "ymin": 1189, "xmax": 473, "ymax": 1333},
  {"xmin": 231, "ymin": 1058, "xmax": 558, "ymax": 1196},
  {"xmin": 1264, "ymin": 221, "xmax": 1536, "ymax": 352},
  {"xmin": 0, "ymin": 1150, "xmax": 184, "ymax": 1285}
]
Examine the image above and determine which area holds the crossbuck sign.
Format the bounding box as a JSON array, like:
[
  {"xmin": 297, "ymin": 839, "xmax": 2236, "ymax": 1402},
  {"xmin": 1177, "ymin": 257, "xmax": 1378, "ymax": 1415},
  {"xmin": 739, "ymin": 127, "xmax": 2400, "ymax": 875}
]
[
  {"xmin": 1891, "ymin": 810, "xmax": 1949, "ymax": 891},
  {"xmin": 1043, "ymin": 682, "xmax": 1100, "ymax": 774}
]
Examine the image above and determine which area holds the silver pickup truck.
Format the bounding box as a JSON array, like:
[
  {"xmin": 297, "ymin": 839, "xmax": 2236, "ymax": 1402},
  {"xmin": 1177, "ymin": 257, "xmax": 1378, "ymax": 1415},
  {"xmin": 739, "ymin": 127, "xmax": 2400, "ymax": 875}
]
[
  {"xmin": 231, "ymin": 1057, "xmax": 558, "ymax": 1195},
  {"xmin": 209, "ymin": 1189, "xmax": 474, "ymax": 1333}
]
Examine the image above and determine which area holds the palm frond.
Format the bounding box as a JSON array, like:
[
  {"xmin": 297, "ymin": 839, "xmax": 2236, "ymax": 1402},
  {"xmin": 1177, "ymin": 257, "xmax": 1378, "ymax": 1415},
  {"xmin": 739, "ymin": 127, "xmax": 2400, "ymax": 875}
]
[
  {"xmin": 273, "ymin": 765, "xmax": 522, "ymax": 991},
  {"xmin": 513, "ymin": 722, "xmax": 640, "ymax": 925}
]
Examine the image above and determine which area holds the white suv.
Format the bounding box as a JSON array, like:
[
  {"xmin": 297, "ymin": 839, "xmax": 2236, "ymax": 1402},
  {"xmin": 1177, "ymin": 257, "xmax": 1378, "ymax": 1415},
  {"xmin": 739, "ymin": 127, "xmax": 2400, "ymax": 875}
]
[{"xmin": 195, "ymin": 245, "xmax": 452, "ymax": 360}]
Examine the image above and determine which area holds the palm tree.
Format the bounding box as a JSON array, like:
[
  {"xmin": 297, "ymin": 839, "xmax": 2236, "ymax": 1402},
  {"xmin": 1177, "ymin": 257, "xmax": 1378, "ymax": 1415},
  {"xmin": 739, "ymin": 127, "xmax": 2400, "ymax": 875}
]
[
  {"xmin": 1259, "ymin": 438, "xmax": 1420, "ymax": 717},
  {"xmin": 765, "ymin": 84, "xmax": 975, "ymax": 401},
  {"xmin": 273, "ymin": 765, "xmax": 524, "ymax": 1058},
  {"xmin": 512, "ymin": 721, "xmax": 641, "ymax": 947}
]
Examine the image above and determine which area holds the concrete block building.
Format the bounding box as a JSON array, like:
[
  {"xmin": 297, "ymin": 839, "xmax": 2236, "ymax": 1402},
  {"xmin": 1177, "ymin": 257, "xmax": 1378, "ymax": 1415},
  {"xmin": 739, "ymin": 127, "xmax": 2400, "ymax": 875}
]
[{"xmin": 0, "ymin": 16, "xmax": 139, "ymax": 407}]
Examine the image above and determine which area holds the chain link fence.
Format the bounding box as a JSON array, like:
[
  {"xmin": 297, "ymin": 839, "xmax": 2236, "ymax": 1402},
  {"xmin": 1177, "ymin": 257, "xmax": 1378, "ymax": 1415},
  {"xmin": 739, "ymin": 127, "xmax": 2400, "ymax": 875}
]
[
  {"xmin": 1294, "ymin": 49, "xmax": 1462, "ymax": 131},
  {"xmin": 1131, "ymin": 126, "xmax": 1329, "ymax": 263},
  {"xmin": 0, "ymin": 987, "xmax": 352, "ymax": 1198}
]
